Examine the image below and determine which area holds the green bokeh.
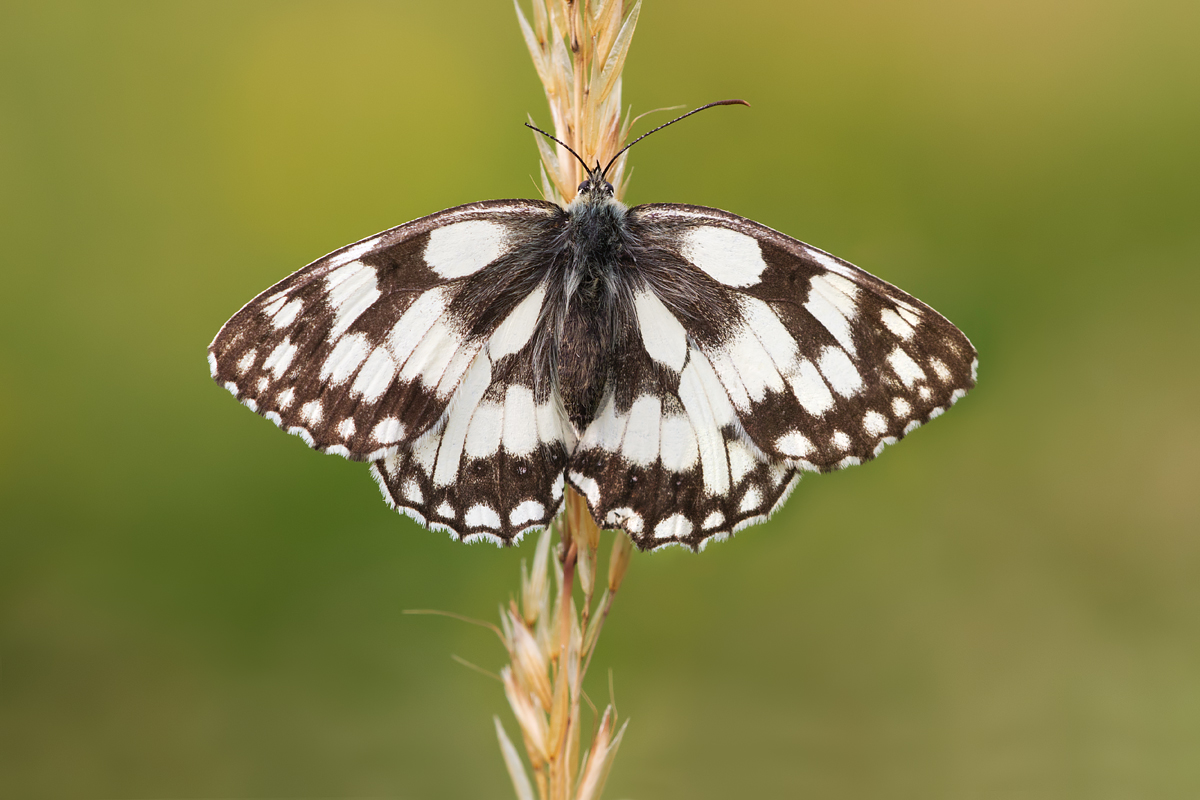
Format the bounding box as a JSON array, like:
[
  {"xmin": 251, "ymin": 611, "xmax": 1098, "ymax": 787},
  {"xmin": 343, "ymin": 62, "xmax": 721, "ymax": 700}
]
[{"xmin": 2, "ymin": 1, "xmax": 1198, "ymax": 798}]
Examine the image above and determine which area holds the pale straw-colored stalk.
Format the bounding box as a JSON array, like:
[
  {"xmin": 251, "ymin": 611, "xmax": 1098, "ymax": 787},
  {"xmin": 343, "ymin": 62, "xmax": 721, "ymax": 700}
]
[
  {"xmin": 495, "ymin": 522, "xmax": 633, "ymax": 800},
  {"xmin": 492, "ymin": 3, "xmax": 641, "ymax": 798}
]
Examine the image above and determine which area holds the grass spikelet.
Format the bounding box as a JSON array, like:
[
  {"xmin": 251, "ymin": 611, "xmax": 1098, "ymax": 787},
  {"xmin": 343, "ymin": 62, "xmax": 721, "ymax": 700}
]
[
  {"xmin": 494, "ymin": 526, "xmax": 634, "ymax": 800},
  {"xmin": 515, "ymin": 0, "xmax": 641, "ymax": 204}
]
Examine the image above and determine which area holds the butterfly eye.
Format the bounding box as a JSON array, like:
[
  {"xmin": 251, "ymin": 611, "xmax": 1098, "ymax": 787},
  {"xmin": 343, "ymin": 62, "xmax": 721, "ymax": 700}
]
[
  {"xmin": 602, "ymin": 182, "xmax": 614, "ymax": 195},
  {"xmin": 577, "ymin": 181, "xmax": 590, "ymax": 194}
]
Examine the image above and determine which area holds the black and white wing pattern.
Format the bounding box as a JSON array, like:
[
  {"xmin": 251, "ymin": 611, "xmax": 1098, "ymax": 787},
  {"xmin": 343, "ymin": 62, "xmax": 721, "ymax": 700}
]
[
  {"xmin": 211, "ymin": 185, "xmax": 974, "ymax": 551},
  {"xmin": 209, "ymin": 200, "xmax": 576, "ymax": 543},
  {"xmin": 564, "ymin": 204, "xmax": 977, "ymax": 550}
]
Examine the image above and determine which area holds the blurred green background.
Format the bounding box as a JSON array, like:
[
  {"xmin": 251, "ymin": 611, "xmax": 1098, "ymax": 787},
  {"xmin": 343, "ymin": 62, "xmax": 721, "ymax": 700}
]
[{"xmin": 2, "ymin": 0, "xmax": 1198, "ymax": 797}]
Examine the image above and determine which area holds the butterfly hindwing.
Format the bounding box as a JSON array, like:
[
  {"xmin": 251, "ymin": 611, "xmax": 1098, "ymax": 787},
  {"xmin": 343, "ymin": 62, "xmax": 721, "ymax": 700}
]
[
  {"xmin": 567, "ymin": 311, "xmax": 799, "ymax": 550},
  {"xmin": 370, "ymin": 331, "xmax": 578, "ymax": 543}
]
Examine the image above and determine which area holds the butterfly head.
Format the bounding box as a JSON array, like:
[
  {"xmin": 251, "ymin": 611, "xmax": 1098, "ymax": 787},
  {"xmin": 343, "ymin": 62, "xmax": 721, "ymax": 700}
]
[{"xmin": 576, "ymin": 166, "xmax": 615, "ymax": 201}]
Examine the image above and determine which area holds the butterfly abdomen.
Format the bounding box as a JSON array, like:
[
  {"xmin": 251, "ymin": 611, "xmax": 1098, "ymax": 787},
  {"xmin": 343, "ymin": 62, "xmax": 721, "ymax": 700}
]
[{"xmin": 553, "ymin": 196, "xmax": 633, "ymax": 431}]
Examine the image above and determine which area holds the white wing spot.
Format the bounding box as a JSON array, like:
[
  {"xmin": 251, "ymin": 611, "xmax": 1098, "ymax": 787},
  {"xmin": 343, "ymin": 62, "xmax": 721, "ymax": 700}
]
[
  {"xmin": 930, "ymin": 358, "xmax": 952, "ymax": 382},
  {"xmin": 897, "ymin": 306, "xmax": 922, "ymax": 326},
  {"xmin": 465, "ymin": 504, "xmax": 502, "ymax": 530},
  {"xmin": 321, "ymin": 332, "xmax": 371, "ymax": 384},
  {"xmin": 300, "ymin": 400, "xmax": 323, "ymax": 426},
  {"xmin": 818, "ymin": 346, "xmax": 863, "ymax": 397},
  {"xmin": 424, "ymin": 220, "xmax": 511, "ymax": 279},
  {"xmin": 622, "ymin": 394, "xmax": 663, "ymax": 467},
  {"xmin": 464, "ymin": 402, "xmax": 503, "ymax": 459},
  {"xmin": 277, "ymin": 387, "xmax": 295, "ymax": 410},
  {"xmin": 434, "ymin": 342, "xmax": 480, "ymax": 400},
  {"xmin": 880, "ymin": 308, "xmax": 915, "ymax": 340},
  {"xmin": 887, "ymin": 347, "xmax": 926, "ymax": 388},
  {"xmin": 411, "ymin": 428, "xmax": 439, "ymax": 475},
  {"xmin": 402, "ymin": 478, "xmax": 424, "ymax": 503},
  {"xmin": 680, "ymin": 226, "xmax": 767, "ymax": 287},
  {"xmin": 490, "ymin": 283, "xmax": 547, "ymax": 360},
  {"xmin": 389, "ymin": 287, "xmax": 452, "ymax": 366},
  {"xmin": 739, "ymin": 487, "xmax": 763, "ymax": 513},
  {"xmin": 892, "ymin": 397, "xmax": 912, "ymax": 418},
  {"xmin": 790, "ymin": 359, "xmax": 835, "ymax": 416},
  {"xmin": 831, "ymin": 430, "xmax": 851, "ymax": 450},
  {"xmin": 337, "ymin": 417, "xmax": 356, "ymax": 438},
  {"xmin": 702, "ymin": 511, "xmax": 725, "ymax": 530},
  {"xmin": 863, "ymin": 410, "xmax": 888, "ymax": 436},
  {"xmin": 806, "ymin": 274, "xmax": 860, "ymax": 354},
  {"xmin": 260, "ymin": 292, "xmax": 288, "ymax": 317},
  {"xmin": 399, "ymin": 317, "xmax": 468, "ymax": 389},
  {"xmin": 351, "ymin": 347, "xmax": 397, "ymax": 403},
  {"xmin": 255, "ymin": 376, "xmax": 268, "ymax": 392},
  {"xmin": 654, "ymin": 513, "xmax": 694, "ymax": 540},
  {"xmin": 775, "ymin": 431, "xmax": 813, "ymax": 458},
  {"xmin": 678, "ymin": 349, "xmax": 736, "ymax": 496},
  {"xmin": 236, "ymin": 349, "xmax": 257, "ymax": 375},
  {"xmin": 536, "ymin": 395, "xmax": 577, "ymax": 453},
  {"xmin": 501, "ymin": 385, "xmax": 539, "ymax": 457},
  {"xmin": 659, "ymin": 414, "xmax": 700, "ymax": 472},
  {"xmin": 435, "ymin": 501, "xmax": 456, "ymax": 519},
  {"xmin": 720, "ymin": 324, "xmax": 786, "ymax": 402},
  {"xmin": 326, "ymin": 262, "xmax": 380, "ymax": 338},
  {"xmin": 570, "ymin": 471, "xmax": 600, "ymax": 506},
  {"xmin": 727, "ymin": 438, "xmax": 758, "ymax": 484},
  {"xmin": 510, "ymin": 501, "xmax": 545, "ymax": 528},
  {"xmin": 432, "ymin": 352, "xmax": 492, "ymax": 487},
  {"xmin": 634, "ymin": 289, "xmax": 688, "ymax": 371},
  {"xmin": 919, "ymin": 385, "xmax": 933, "ymax": 401},
  {"xmin": 270, "ymin": 298, "xmax": 304, "ymax": 329},
  {"xmin": 805, "ymin": 248, "xmax": 857, "ymax": 279},
  {"xmin": 264, "ymin": 337, "xmax": 297, "ymax": 379},
  {"xmin": 372, "ymin": 417, "xmax": 405, "ymax": 445}
]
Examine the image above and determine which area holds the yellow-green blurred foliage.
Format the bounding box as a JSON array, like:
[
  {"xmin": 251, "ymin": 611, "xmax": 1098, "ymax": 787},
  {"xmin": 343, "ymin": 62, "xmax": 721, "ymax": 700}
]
[{"xmin": 2, "ymin": 1, "xmax": 1198, "ymax": 798}]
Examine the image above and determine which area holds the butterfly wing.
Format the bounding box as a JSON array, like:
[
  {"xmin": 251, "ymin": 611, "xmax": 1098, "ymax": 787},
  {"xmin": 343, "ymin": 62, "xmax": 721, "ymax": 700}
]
[
  {"xmin": 369, "ymin": 316, "xmax": 578, "ymax": 543},
  {"xmin": 567, "ymin": 313, "xmax": 799, "ymax": 550},
  {"xmin": 209, "ymin": 199, "xmax": 576, "ymax": 542},
  {"xmin": 567, "ymin": 203, "xmax": 977, "ymax": 550}
]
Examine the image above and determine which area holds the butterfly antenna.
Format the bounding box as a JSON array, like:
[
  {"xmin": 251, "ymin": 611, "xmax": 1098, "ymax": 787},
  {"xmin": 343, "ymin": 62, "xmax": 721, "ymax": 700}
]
[
  {"xmin": 601, "ymin": 99, "xmax": 749, "ymax": 179},
  {"xmin": 525, "ymin": 122, "xmax": 591, "ymax": 175}
]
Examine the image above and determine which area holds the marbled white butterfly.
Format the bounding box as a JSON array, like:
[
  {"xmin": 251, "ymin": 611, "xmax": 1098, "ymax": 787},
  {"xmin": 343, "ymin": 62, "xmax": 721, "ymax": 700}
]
[{"xmin": 209, "ymin": 104, "xmax": 976, "ymax": 551}]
